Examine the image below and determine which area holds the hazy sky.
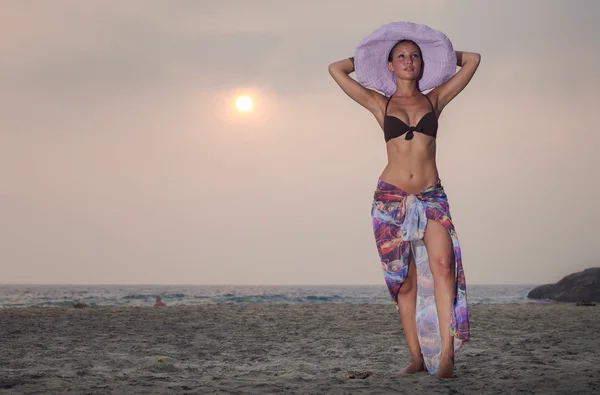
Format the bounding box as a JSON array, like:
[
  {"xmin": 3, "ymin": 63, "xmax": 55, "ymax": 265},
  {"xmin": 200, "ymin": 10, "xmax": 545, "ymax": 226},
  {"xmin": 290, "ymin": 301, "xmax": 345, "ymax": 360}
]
[{"xmin": 1, "ymin": 0, "xmax": 599, "ymax": 285}]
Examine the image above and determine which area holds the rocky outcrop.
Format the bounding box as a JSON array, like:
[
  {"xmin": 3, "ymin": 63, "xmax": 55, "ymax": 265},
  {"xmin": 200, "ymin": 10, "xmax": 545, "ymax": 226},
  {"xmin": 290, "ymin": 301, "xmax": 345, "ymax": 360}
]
[
  {"xmin": 575, "ymin": 300, "xmax": 596, "ymax": 306},
  {"xmin": 527, "ymin": 268, "xmax": 600, "ymax": 302}
]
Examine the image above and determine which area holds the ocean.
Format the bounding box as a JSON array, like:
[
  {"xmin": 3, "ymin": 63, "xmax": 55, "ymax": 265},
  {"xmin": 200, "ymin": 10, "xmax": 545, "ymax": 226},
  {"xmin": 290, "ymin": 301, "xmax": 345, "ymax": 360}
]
[{"xmin": 0, "ymin": 284, "xmax": 550, "ymax": 309}]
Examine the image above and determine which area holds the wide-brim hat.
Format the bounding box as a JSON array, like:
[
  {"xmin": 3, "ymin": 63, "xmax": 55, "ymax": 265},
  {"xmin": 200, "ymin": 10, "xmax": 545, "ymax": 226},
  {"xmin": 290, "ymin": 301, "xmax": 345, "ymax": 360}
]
[{"xmin": 354, "ymin": 22, "xmax": 456, "ymax": 96}]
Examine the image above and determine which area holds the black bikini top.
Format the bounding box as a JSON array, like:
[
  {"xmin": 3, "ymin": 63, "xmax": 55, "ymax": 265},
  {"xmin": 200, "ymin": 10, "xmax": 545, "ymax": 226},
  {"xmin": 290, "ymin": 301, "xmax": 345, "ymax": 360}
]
[{"xmin": 383, "ymin": 94, "xmax": 438, "ymax": 142}]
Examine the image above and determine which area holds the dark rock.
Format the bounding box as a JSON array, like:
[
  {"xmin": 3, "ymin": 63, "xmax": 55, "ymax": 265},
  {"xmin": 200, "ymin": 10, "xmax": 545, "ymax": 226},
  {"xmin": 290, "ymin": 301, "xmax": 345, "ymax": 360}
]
[
  {"xmin": 576, "ymin": 299, "xmax": 596, "ymax": 306},
  {"xmin": 527, "ymin": 268, "xmax": 600, "ymax": 302}
]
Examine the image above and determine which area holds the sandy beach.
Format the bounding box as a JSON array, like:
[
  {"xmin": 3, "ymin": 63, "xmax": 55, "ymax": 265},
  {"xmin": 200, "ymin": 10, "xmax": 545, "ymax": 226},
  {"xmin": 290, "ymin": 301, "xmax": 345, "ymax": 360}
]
[{"xmin": 1, "ymin": 303, "xmax": 599, "ymax": 394}]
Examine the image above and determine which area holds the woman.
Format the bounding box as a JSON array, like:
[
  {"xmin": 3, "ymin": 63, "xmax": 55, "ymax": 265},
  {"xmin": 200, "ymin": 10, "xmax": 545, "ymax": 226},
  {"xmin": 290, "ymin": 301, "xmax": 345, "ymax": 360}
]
[{"xmin": 328, "ymin": 23, "xmax": 480, "ymax": 379}]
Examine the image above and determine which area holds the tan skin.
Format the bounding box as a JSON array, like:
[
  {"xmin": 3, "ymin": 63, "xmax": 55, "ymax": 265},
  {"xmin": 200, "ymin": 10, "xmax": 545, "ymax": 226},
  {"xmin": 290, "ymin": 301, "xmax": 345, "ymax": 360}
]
[{"xmin": 328, "ymin": 41, "xmax": 480, "ymax": 379}]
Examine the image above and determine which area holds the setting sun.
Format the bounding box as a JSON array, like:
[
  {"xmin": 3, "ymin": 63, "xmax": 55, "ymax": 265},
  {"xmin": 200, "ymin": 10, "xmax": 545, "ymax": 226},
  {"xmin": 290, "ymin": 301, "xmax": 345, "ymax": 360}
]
[
  {"xmin": 217, "ymin": 87, "xmax": 274, "ymax": 125},
  {"xmin": 236, "ymin": 95, "xmax": 253, "ymax": 112}
]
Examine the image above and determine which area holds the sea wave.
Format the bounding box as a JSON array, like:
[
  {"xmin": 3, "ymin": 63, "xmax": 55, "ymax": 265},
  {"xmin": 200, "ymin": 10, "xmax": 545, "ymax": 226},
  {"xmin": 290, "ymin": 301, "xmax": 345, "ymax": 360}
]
[{"xmin": 0, "ymin": 284, "xmax": 546, "ymax": 308}]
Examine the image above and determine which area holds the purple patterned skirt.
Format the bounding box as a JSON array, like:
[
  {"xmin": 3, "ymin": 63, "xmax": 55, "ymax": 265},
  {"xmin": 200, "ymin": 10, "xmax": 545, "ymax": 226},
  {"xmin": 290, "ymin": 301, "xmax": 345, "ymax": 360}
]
[{"xmin": 371, "ymin": 178, "xmax": 470, "ymax": 374}]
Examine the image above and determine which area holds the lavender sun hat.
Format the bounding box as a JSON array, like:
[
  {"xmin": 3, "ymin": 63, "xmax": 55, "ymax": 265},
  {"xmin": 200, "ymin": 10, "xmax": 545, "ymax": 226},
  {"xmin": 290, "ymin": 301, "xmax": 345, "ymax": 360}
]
[{"xmin": 354, "ymin": 22, "xmax": 457, "ymax": 96}]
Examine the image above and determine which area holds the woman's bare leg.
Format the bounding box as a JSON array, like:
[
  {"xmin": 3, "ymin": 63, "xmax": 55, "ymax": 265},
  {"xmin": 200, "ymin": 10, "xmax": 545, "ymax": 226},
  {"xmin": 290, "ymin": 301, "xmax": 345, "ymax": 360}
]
[
  {"xmin": 395, "ymin": 250, "xmax": 425, "ymax": 374},
  {"xmin": 423, "ymin": 219, "xmax": 456, "ymax": 379}
]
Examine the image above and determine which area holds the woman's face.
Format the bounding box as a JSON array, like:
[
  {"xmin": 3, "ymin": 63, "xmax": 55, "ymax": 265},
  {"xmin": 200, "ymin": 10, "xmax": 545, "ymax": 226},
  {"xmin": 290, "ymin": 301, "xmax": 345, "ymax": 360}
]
[{"xmin": 388, "ymin": 41, "xmax": 422, "ymax": 80}]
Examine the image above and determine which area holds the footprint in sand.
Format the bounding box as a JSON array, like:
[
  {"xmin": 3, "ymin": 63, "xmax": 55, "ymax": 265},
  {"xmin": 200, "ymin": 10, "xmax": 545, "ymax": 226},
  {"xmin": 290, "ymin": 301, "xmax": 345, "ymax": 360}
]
[{"xmin": 344, "ymin": 371, "xmax": 372, "ymax": 379}]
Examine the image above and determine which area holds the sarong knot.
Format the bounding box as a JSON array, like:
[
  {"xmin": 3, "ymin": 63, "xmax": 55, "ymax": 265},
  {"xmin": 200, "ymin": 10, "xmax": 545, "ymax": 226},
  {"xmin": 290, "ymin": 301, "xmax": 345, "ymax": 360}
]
[{"xmin": 400, "ymin": 194, "xmax": 427, "ymax": 242}]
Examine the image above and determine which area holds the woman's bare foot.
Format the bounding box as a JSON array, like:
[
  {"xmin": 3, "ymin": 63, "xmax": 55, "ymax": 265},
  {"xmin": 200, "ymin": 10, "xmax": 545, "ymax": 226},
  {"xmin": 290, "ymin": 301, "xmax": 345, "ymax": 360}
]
[
  {"xmin": 394, "ymin": 358, "xmax": 426, "ymax": 375},
  {"xmin": 435, "ymin": 353, "xmax": 455, "ymax": 379}
]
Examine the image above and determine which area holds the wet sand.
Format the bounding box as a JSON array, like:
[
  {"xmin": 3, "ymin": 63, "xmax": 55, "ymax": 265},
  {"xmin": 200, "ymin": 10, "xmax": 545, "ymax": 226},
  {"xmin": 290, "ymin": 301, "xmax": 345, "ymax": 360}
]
[{"xmin": 1, "ymin": 303, "xmax": 599, "ymax": 394}]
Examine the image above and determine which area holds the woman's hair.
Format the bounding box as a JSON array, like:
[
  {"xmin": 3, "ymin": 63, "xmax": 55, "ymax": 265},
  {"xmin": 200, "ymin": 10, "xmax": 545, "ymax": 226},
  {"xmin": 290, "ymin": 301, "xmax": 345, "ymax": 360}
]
[{"xmin": 387, "ymin": 39, "xmax": 423, "ymax": 62}]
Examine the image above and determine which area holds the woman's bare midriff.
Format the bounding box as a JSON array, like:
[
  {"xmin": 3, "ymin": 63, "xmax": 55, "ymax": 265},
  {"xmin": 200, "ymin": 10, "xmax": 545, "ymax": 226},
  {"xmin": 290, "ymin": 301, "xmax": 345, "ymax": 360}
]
[{"xmin": 379, "ymin": 135, "xmax": 439, "ymax": 194}]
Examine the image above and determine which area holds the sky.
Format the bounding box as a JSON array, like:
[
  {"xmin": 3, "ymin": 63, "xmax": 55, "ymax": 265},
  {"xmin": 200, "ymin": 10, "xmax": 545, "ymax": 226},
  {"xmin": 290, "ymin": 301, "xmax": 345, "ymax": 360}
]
[{"xmin": 1, "ymin": 0, "xmax": 599, "ymax": 286}]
